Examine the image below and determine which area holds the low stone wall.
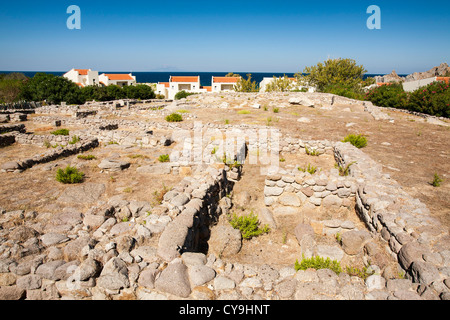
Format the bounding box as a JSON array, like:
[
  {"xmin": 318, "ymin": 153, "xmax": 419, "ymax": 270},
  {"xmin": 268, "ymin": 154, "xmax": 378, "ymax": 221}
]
[
  {"xmin": 334, "ymin": 141, "xmax": 449, "ymax": 289},
  {"xmin": 0, "ymin": 134, "xmax": 15, "ymax": 148},
  {"xmin": 263, "ymin": 167, "xmax": 356, "ymax": 208},
  {"xmin": 0, "ymin": 124, "xmax": 26, "ymax": 134},
  {"xmin": 1, "ymin": 138, "xmax": 99, "ymax": 172}
]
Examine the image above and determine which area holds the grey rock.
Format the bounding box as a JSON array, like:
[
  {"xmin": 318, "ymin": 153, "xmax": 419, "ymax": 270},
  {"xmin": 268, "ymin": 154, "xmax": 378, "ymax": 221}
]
[
  {"xmin": 181, "ymin": 252, "xmax": 207, "ymax": 266},
  {"xmin": 97, "ymin": 257, "xmax": 130, "ymax": 290},
  {"xmin": 170, "ymin": 193, "xmax": 190, "ymax": 207},
  {"xmin": 137, "ymin": 265, "xmax": 158, "ymax": 288},
  {"xmin": 264, "ymin": 186, "xmax": 284, "ymax": 197},
  {"xmin": 57, "ymin": 183, "xmax": 105, "ymax": 203},
  {"xmin": 109, "ymin": 222, "xmax": 135, "ymax": 236},
  {"xmin": 98, "ymin": 159, "xmax": 130, "ymax": 171},
  {"xmin": 341, "ymin": 230, "xmax": 372, "ymax": 255},
  {"xmin": 214, "ymin": 276, "xmax": 236, "ymax": 290},
  {"xmin": 16, "ymin": 274, "xmax": 42, "ymax": 290},
  {"xmin": 40, "ymin": 233, "xmax": 69, "ymax": 247},
  {"xmin": 315, "ymin": 245, "xmax": 345, "ymax": 262},
  {"xmin": 208, "ymin": 224, "xmax": 242, "ymax": 258},
  {"xmin": 258, "ymin": 208, "xmax": 277, "ymax": 230},
  {"xmin": 410, "ymin": 261, "xmax": 441, "ymax": 285},
  {"xmin": 189, "ymin": 265, "xmax": 216, "ymax": 287},
  {"xmin": 0, "ymin": 286, "xmax": 25, "ymax": 300},
  {"xmin": 398, "ymin": 242, "xmax": 427, "ymax": 270},
  {"xmin": 35, "ymin": 260, "xmax": 66, "ymax": 280},
  {"xmin": 278, "ymin": 192, "xmax": 301, "ymax": 207},
  {"xmin": 155, "ymin": 262, "xmax": 191, "ymax": 298}
]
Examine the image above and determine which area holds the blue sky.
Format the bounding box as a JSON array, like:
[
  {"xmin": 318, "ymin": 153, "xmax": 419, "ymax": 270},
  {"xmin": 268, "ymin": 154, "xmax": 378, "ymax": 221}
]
[{"xmin": 0, "ymin": 0, "xmax": 449, "ymax": 74}]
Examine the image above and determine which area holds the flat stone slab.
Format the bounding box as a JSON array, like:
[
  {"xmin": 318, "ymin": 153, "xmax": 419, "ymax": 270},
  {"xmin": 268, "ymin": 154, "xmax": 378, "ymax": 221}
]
[{"xmin": 57, "ymin": 183, "xmax": 106, "ymax": 203}]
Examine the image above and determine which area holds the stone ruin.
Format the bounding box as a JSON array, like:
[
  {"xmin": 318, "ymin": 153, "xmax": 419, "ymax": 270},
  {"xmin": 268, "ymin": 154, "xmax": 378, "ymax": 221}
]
[{"xmin": 0, "ymin": 94, "xmax": 449, "ymax": 300}]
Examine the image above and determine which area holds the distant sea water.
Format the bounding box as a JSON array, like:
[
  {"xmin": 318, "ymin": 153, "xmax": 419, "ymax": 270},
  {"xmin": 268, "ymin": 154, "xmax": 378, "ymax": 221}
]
[{"xmin": 1, "ymin": 71, "xmax": 406, "ymax": 87}]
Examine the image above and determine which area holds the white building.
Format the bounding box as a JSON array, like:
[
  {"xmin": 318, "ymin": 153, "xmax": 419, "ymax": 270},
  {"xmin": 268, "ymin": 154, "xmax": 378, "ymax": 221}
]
[
  {"xmin": 211, "ymin": 76, "xmax": 241, "ymax": 93},
  {"xmin": 165, "ymin": 76, "xmax": 208, "ymax": 99},
  {"xmin": 99, "ymin": 73, "xmax": 136, "ymax": 87},
  {"xmin": 63, "ymin": 69, "xmax": 99, "ymax": 87}
]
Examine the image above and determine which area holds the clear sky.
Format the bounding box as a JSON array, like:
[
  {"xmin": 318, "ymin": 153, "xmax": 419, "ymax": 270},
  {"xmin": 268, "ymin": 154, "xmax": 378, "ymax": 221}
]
[{"xmin": 0, "ymin": 0, "xmax": 449, "ymax": 74}]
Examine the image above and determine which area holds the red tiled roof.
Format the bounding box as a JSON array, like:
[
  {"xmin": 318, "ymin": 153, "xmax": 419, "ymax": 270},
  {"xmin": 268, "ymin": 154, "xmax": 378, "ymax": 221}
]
[
  {"xmin": 436, "ymin": 77, "xmax": 450, "ymax": 84},
  {"xmin": 170, "ymin": 76, "xmax": 199, "ymax": 83},
  {"xmin": 75, "ymin": 69, "xmax": 89, "ymax": 76},
  {"xmin": 159, "ymin": 82, "xmax": 170, "ymax": 88},
  {"xmin": 104, "ymin": 74, "xmax": 134, "ymax": 81},
  {"xmin": 202, "ymin": 86, "xmax": 212, "ymax": 92},
  {"xmin": 212, "ymin": 76, "xmax": 240, "ymax": 83}
]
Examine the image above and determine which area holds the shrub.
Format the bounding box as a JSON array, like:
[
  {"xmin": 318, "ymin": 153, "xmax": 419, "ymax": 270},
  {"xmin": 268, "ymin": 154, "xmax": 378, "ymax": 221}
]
[
  {"xmin": 68, "ymin": 135, "xmax": 80, "ymax": 144},
  {"xmin": 342, "ymin": 134, "xmax": 367, "ymax": 148},
  {"xmin": 407, "ymin": 81, "xmax": 450, "ymax": 118},
  {"xmin": 431, "ymin": 173, "xmax": 443, "ymax": 187},
  {"xmin": 305, "ymin": 146, "xmax": 320, "ymax": 156},
  {"xmin": 77, "ymin": 154, "xmax": 96, "ymax": 160},
  {"xmin": 297, "ymin": 58, "xmax": 367, "ymax": 92},
  {"xmin": 273, "ymin": 107, "xmax": 279, "ymax": 113},
  {"xmin": 294, "ymin": 255, "xmax": 342, "ymax": 275},
  {"xmin": 237, "ymin": 110, "xmax": 251, "ymax": 115},
  {"xmin": 323, "ymin": 83, "xmax": 364, "ymax": 100},
  {"xmin": 229, "ymin": 212, "xmax": 270, "ymax": 240},
  {"xmin": 298, "ymin": 164, "xmax": 317, "ymax": 174},
  {"xmin": 158, "ymin": 154, "xmax": 170, "ymax": 162},
  {"xmin": 165, "ymin": 113, "xmax": 183, "ymax": 122},
  {"xmin": 364, "ymin": 83, "xmax": 407, "ymax": 109},
  {"xmin": 56, "ymin": 166, "xmax": 84, "ymax": 184},
  {"xmin": 234, "ymin": 74, "xmax": 259, "ymax": 92},
  {"xmin": 336, "ymin": 161, "xmax": 356, "ymax": 176},
  {"xmin": 51, "ymin": 129, "xmax": 69, "ymax": 136},
  {"xmin": 174, "ymin": 90, "xmax": 197, "ymax": 100}
]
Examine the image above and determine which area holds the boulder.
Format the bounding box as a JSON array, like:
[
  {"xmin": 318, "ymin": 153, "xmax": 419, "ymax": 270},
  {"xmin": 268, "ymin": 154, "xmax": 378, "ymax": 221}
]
[
  {"xmin": 155, "ymin": 261, "xmax": 191, "ymax": 298},
  {"xmin": 340, "ymin": 230, "xmax": 371, "ymax": 255},
  {"xmin": 97, "ymin": 257, "xmax": 130, "ymax": 291},
  {"xmin": 98, "ymin": 159, "xmax": 130, "ymax": 171},
  {"xmin": 208, "ymin": 224, "xmax": 242, "ymax": 258},
  {"xmin": 289, "ymin": 96, "xmax": 314, "ymax": 107}
]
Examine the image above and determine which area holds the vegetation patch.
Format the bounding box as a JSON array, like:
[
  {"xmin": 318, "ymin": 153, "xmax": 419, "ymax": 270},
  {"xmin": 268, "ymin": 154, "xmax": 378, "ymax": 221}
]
[
  {"xmin": 229, "ymin": 212, "xmax": 270, "ymax": 240},
  {"xmin": 158, "ymin": 154, "xmax": 170, "ymax": 163},
  {"xmin": 295, "ymin": 255, "xmax": 342, "ymax": 275},
  {"xmin": 56, "ymin": 166, "xmax": 84, "ymax": 184},
  {"xmin": 165, "ymin": 113, "xmax": 183, "ymax": 122},
  {"xmin": 342, "ymin": 134, "xmax": 367, "ymax": 149},
  {"xmin": 51, "ymin": 129, "xmax": 69, "ymax": 136}
]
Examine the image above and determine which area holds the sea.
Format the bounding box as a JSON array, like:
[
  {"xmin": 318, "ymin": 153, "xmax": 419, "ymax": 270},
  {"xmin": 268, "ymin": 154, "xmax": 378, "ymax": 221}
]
[{"xmin": 1, "ymin": 71, "xmax": 404, "ymax": 87}]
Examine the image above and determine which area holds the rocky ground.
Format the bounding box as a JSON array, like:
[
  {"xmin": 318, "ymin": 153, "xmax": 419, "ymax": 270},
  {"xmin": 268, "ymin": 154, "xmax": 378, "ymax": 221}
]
[{"xmin": 0, "ymin": 92, "xmax": 449, "ymax": 300}]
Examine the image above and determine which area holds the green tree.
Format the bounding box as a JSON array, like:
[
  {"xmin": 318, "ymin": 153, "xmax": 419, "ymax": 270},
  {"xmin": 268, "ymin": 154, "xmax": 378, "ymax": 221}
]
[
  {"xmin": 234, "ymin": 74, "xmax": 259, "ymax": 92},
  {"xmin": 21, "ymin": 73, "xmax": 84, "ymax": 104},
  {"xmin": 265, "ymin": 75, "xmax": 293, "ymax": 92},
  {"xmin": 297, "ymin": 58, "xmax": 367, "ymax": 92},
  {"xmin": 225, "ymin": 72, "xmax": 241, "ymax": 77},
  {"xmin": 123, "ymin": 84, "xmax": 155, "ymax": 99}
]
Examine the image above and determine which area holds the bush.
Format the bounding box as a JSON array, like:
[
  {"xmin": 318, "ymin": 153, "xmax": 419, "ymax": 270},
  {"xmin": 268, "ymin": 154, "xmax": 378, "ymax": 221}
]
[
  {"xmin": 21, "ymin": 73, "xmax": 84, "ymax": 105},
  {"xmin": 234, "ymin": 74, "xmax": 259, "ymax": 92},
  {"xmin": 51, "ymin": 129, "xmax": 69, "ymax": 136},
  {"xmin": 158, "ymin": 154, "xmax": 170, "ymax": 162},
  {"xmin": 364, "ymin": 83, "xmax": 407, "ymax": 109},
  {"xmin": 77, "ymin": 154, "xmax": 96, "ymax": 160},
  {"xmin": 56, "ymin": 166, "xmax": 84, "ymax": 184},
  {"xmin": 431, "ymin": 173, "xmax": 443, "ymax": 187},
  {"xmin": 298, "ymin": 58, "xmax": 367, "ymax": 92},
  {"xmin": 342, "ymin": 134, "xmax": 367, "ymax": 148},
  {"xmin": 323, "ymin": 83, "xmax": 364, "ymax": 100},
  {"xmin": 407, "ymin": 81, "xmax": 450, "ymax": 118},
  {"xmin": 294, "ymin": 255, "xmax": 342, "ymax": 275},
  {"xmin": 229, "ymin": 212, "xmax": 270, "ymax": 240},
  {"xmin": 165, "ymin": 113, "xmax": 183, "ymax": 122},
  {"xmin": 174, "ymin": 90, "xmax": 197, "ymax": 100}
]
